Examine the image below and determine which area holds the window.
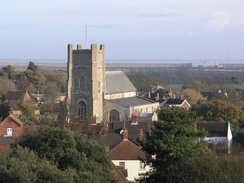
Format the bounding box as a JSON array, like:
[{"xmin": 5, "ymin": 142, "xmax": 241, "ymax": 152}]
[
  {"xmin": 7, "ymin": 128, "xmax": 12, "ymax": 136},
  {"xmin": 110, "ymin": 110, "xmax": 120, "ymax": 122},
  {"xmin": 78, "ymin": 101, "xmax": 87, "ymax": 120},
  {"xmin": 140, "ymin": 162, "xmax": 145, "ymax": 170},
  {"xmin": 119, "ymin": 162, "xmax": 125, "ymax": 167}
]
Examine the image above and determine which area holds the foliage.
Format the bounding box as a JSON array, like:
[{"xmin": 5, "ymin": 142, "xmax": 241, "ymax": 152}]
[
  {"xmin": 0, "ymin": 65, "xmax": 19, "ymax": 79},
  {"xmin": 196, "ymin": 100, "xmax": 244, "ymax": 129},
  {"xmin": 44, "ymin": 71, "xmax": 67, "ymax": 92},
  {"xmin": 19, "ymin": 114, "xmax": 58, "ymax": 126},
  {"xmin": 19, "ymin": 103, "xmax": 35, "ymax": 116},
  {"xmin": 0, "ymin": 77, "xmax": 17, "ymax": 94},
  {"xmin": 0, "ymin": 102, "xmax": 10, "ymax": 120},
  {"xmin": 139, "ymin": 107, "xmax": 207, "ymax": 182},
  {"xmin": 27, "ymin": 61, "xmax": 38, "ymax": 71},
  {"xmin": 45, "ymin": 82, "xmax": 61, "ymax": 103},
  {"xmin": 181, "ymin": 88, "xmax": 206, "ymax": 105},
  {"xmin": 17, "ymin": 127, "xmax": 113, "ymax": 183},
  {"xmin": 25, "ymin": 69, "xmax": 47, "ymax": 92},
  {"xmin": 0, "ymin": 146, "xmax": 75, "ymax": 183},
  {"xmin": 182, "ymin": 80, "xmax": 210, "ymax": 92},
  {"xmin": 154, "ymin": 88, "xmax": 170, "ymax": 99},
  {"xmin": 129, "ymin": 74, "xmax": 158, "ymax": 93}
]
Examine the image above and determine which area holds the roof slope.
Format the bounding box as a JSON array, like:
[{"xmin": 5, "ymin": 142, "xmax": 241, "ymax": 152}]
[
  {"xmin": 2, "ymin": 114, "xmax": 24, "ymax": 126},
  {"xmin": 197, "ymin": 122, "xmax": 228, "ymax": 137},
  {"xmin": 110, "ymin": 139, "xmax": 147, "ymax": 160},
  {"xmin": 165, "ymin": 98, "xmax": 184, "ymax": 105},
  {"xmin": 5, "ymin": 91, "xmax": 26, "ymax": 100},
  {"xmin": 107, "ymin": 96, "xmax": 156, "ymax": 107},
  {"xmin": 106, "ymin": 71, "xmax": 136, "ymax": 94}
]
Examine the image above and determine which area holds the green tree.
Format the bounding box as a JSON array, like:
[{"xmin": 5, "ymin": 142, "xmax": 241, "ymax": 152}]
[
  {"xmin": 45, "ymin": 82, "xmax": 61, "ymax": 103},
  {"xmin": 138, "ymin": 107, "xmax": 207, "ymax": 183},
  {"xmin": 0, "ymin": 102, "xmax": 10, "ymax": 120},
  {"xmin": 0, "ymin": 146, "xmax": 75, "ymax": 183},
  {"xmin": 197, "ymin": 100, "xmax": 244, "ymax": 129},
  {"xmin": 0, "ymin": 65, "xmax": 19, "ymax": 79},
  {"xmin": 25, "ymin": 69, "xmax": 47, "ymax": 92},
  {"xmin": 27, "ymin": 61, "xmax": 38, "ymax": 71},
  {"xmin": 19, "ymin": 103, "xmax": 35, "ymax": 116},
  {"xmin": 17, "ymin": 127, "xmax": 113, "ymax": 183}
]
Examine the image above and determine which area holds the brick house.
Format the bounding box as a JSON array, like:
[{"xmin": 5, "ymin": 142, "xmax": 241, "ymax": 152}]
[
  {"xmin": 4, "ymin": 90, "xmax": 31, "ymax": 105},
  {"xmin": 0, "ymin": 115, "xmax": 40, "ymax": 154}
]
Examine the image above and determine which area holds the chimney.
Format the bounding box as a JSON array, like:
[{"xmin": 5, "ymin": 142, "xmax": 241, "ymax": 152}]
[
  {"xmin": 139, "ymin": 128, "xmax": 143, "ymax": 141},
  {"xmin": 123, "ymin": 127, "xmax": 128, "ymax": 140},
  {"xmin": 179, "ymin": 94, "xmax": 184, "ymax": 100},
  {"xmin": 156, "ymin": 92, "xmax": 160, "ymax": 101},
  {"xmin": 148, "ymin": 92, "xmax": 151, "ymax": 99}
]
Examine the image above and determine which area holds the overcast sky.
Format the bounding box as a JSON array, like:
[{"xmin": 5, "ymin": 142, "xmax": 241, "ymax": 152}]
[{"xmin": 0, "ymin": 0, "xmax": 244, "ymax": 62}]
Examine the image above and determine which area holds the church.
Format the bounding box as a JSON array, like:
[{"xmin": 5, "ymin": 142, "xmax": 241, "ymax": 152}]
[{"xmin": 66, "ymin": 44, "xmax": 159, "ymax": 123}]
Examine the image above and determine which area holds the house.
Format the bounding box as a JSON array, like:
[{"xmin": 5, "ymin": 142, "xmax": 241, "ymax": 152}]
[
  {"xmin": 197, "ymin": 122, "xmax": 232, "ymax": 152},
  {"xmin": 110, "ymin": 128, "xmax": 150, "ymax": 181},
  {"xmin": 0, "ymin": 115, "xmax": 40, "ymax": 154},
  {"xmin": 4, "ymin": 90, "xmax": 31, "ymax": 105},
  {"xmin": 160, "ymin": 98, "xmax": 191, "ymax": 110}
]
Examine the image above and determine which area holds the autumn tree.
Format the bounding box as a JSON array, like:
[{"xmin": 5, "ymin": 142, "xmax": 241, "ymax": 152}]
[
  {"xmin": 17, "ymin": 127, "xmax": 113, "ymax": 183},
  {"xmin": 19, "ymin": 103, "xmax": 35, "ymax": 116},
  {"xmin": 197, "ymin": 100, "xmax": 244, "ymax": 129},
  {"xmin": 181, "ymin": 88, "xmax": 206, "ymax": 105},
  {"xmin": 0, "ymin": 77, "xmax": 17, "ymax": 94},
  {"xmin": 138, "ymin": 107, "xmax": 207, "ymax": 183},
  {"xmin": 45, "ymin": 82, "xmax": 61, "ymax": 103}
]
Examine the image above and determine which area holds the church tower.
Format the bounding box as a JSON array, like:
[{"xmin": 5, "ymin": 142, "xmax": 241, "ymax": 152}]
[{"xmin": 67, "ymin": 44, "xmax": 106, "ymax": 123}]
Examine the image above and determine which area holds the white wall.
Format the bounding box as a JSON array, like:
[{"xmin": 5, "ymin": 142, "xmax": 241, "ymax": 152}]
[{"xmin": 112, "ymin": 160, "xmax": 150, "ymax": 181}]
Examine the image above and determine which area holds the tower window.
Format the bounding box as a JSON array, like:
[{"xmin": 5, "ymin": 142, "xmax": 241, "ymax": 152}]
[
  {"xmin": 78, "ymin": 101, "xmax": 87, "ymax": 120},
  {"xmin": 110, "ymin": 109, "xmax": 120, "ymax": 123}
]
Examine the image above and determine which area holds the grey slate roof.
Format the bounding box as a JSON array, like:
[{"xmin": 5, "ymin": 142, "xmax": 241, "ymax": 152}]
[
  {"xmin": 0, "ymin": 137, "xmax": 12, "ymax": 144},
  {"xmin": 107, "ymin": 96, "xmax": 156, "ymax": 107},
  {"xmin": 105, "ymin": 71, "xmax": 136, "ymax": 94},
  {"xmin": 5, "ymin": 91, "xmax": 26, "ymax": 100},
  {"xmin": 197, "ymin": 122, "xmax": 228, "ymax": 137}
]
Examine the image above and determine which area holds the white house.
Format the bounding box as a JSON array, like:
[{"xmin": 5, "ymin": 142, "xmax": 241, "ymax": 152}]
[
  {"xmin": 110, "ymin": 129, "xmax": 150, "ymax": 181},
  {"xmin": 197, "ymin": 122, "xmax": 232, "ymax": 153}
]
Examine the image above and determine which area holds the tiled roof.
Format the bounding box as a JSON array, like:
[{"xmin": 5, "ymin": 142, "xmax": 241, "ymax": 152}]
[
  {"xmin": 197, "ymin": 122, "xmax": 228, "ymax": 137},
  {"xmin": 112, "ymin": 163, "xmax": 128, "ymax": 183},
  {"xmin": 106, "ymin": 71, "xmax": 136, "ymax": 94},
  {"xmin": 0, "ymin": 137, "xmax": 12, "ymax": 144},
  {"xmin": 5, "ymin": 90, "xmax": 26, "ymax": 100},
  {"xmin": 165, "ymin": 98, "xmax": 185, "ymax": 105},
  {"xmin": 107, "ymin": 96, "xmax": 156, "ymax": 107},
  {"xmin": 110, "ymin": 139, "xmax": 147, "ymax": 160},
  {"xmin": 2, "ymin": 114, "xmax": 24, "ymax": 126}
]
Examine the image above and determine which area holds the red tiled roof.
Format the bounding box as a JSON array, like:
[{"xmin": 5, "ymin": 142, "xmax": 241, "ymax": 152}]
[
  {"xmin": 112, "ymin": 163, "xmax": 128, "ymax": 183},
  {"xmin": 2, "ymin": 114, "xmax": 24, "ymax": 126},
  {"xmin": 110, "ymin": 139, "xmax": 147, "ymax": 160}
]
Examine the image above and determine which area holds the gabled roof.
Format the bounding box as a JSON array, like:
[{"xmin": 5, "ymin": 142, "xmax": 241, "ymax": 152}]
[
  {"xmin": 5, "ymin": 90, "xmax": 27, "ymax": 100},
  {"xmin": 112, "ymin": 163, "xmax": 129, "ymax": 183},
  {"xmin": 106, "ymin": 71, "xmax": 136, "ymax": 94},
  {"xmin": 2, "ymin": 114, "xmax": 24, "ymax": 126},
  {"xmin": 110, "ymin": 139, "xmax": 147, "ymax": 160},
  {"xmin": 197, "ymin": 122, "xmax": 228, "ymax": 137},
  {"xmin": 107, "ymin": 96, "xmax": 156, "ymax": 107}
]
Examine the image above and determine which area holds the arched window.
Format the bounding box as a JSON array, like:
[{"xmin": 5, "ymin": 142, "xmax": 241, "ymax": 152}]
[
  {"xmin": 110, "ymin": 110, "xmax": 120, "ymax": 123},
  {"xmin": 78, "ymin": 101, "xmax": 87, "ymax": 120}
]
